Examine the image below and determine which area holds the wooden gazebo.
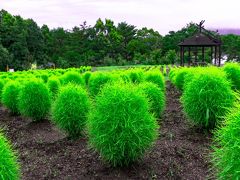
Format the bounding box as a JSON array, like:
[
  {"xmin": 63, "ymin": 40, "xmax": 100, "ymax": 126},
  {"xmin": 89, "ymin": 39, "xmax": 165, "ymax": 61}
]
[{"xmin": 179, "ymin": 21, "xmax": 222, "ymax": 66}]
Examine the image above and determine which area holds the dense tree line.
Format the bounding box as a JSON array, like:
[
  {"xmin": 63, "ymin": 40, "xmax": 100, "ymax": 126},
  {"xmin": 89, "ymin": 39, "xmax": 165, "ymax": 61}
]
[{"xmin": 0, "ymin": 9, "xmax": 239, "ymax": 71}]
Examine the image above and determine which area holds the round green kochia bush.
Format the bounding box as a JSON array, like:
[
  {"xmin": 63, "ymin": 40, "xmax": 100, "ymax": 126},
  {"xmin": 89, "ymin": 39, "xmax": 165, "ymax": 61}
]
[
  {"xmin": 39, "ymin": 73, "xmax": 48, "ymax": 83},
  {"xmin": 82, "ymin": 72, "xmax": 92, "ymax": 86},
  {"xmin": 119, "ymin": 72, "xmax": 131, "ymax": 83},
  {"xmin": 2, "ymin": 81, "xmax": 21, "ymax": 114},
  {"xmin": 211, "ymin": 105, "xmax": 240, "ymax": 179},
  {"xmin": 144, "ymin": 70, "xmax": 165, "ymax": 91},
  {"xmin": 138, "ymin": 82, "xmax": 165, "ymax": 118},
  {"xmin": 87, "ymin": 82, "xmax": 159, "ymax": 167},
  {"xmin": 0, "ymin": 79, "xmax": 5, "ymax": 102},
  {"xmin": 18, "ymin": 79, "xmax": 51, "ymax": 121},
  {"xmin": 223, "ymin": 62, "xmax": 240, "ymax": 90},
  {"xmin": 181, "ymin": 70, "xmax": 234, "ymax": 129},
  {"xmin": 52, "ymin": 84, "xmax": 90, "ymax": 138},
  {"xmin": 0, "ymin": 132, "xmax": 20, "ymax": 180},
  {"xmin": 47, "ymin": 77, "xmax": 61, "ymax": 98},
  {"xmin": 127, "ymin": 69, "xmax": 144, "ymax": 83},
  {"xmin": 174, "ymin": 68, "xmax": 190, "ymax": 91},
  {"xmin": 61, "ymin": 71, "xmax": 85, "ymax": 86},
  {"xmin": 88, "ymin": 72, "xmax": 114, "ymax": 97},
  {"xmin": 169, "ymin": 68, "xmax": 177, "ymax": 84}
]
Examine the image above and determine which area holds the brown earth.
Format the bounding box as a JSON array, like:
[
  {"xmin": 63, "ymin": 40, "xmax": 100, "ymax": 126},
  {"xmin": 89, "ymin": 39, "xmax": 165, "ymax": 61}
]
[{"xmin": 0, "ymin": 81, "xmax": 213, "ymax": 180}]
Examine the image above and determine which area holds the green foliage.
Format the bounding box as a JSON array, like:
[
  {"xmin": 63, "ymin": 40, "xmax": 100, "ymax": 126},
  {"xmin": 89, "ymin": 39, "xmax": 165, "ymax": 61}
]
[
  {"xmin": 221, "ymin": 34, "xmax": 240, "ymax": 61},
  {"xmin": 169, "ymin": 67, "xmax": 178, "ymax": 83},
  {"xmin": 138, "ymin": 82, "xmax": 165, "ymax": 118},
  {"xmin": 126, "ymin": 69, "xmax": 144, "ymax": 83},
  {"xmin": 119, "ymin": 72, "xmax": 131, "ymax": 83},
  {"xmin": 174, "ymin": 68, "xmax": 191, "ymax": 91},
  {"xmin": 39, "ymin": 73, "xmax": 48, "ymax": 83},
  {"xmin": 82, "ymin": 71, "xmax": 92, "ymax": 86},
  {"xmin": 0, "ymin": 44, "xmax": 12, "ymax": 71},
  {"xmin": 61, "ymin": 71, "xmax": 84, "ymax": 86},
  {"xmin": 87, "ymin": 82, "xmax": 159, "ymax": 167},
  {"xmin": 223, "ymin": 62, "xmax": 240, "ymax": 90},
  {"xmin": 18, "ymin": 79, "xmax": 51, "ymax": 121},
  {"xmin": 181, "ymin": 69, "xmax": 235, "ymax": 129},
  {"xmin": 0, "ymin": 131, "xmax": 20, "ymax": 180},
  {"xmin": 0, "ymin": 79, "xmax": 5, "ymax": 102},
  {"xmin": 47, "ymin": 77, "xmax": 61, "ymax": 98},
  {"xmin": 52, "ymin": 84, "xmax": 90, "ymax": 138},
  {"xmin": 0, "ymin": 10, "xmax": 239, "ymax": 69},
  {"xmin": 165, "ymin": 50, "xmax": 177, "ymax": 64},
  {"xmin": 211, "ymin": 104, "xmax": 240, "ymax": 179},
  {"xmin": 88, "ymin": 72, "xmax": 114, "ymax": 96},
  {"xmin": 162, "ymin": 65, "xmax": 167, "ymax": 76},
  {"xmin": 2, "ymin": 81, "xmax": 21, "ymax": 114},
  {"xmin": 144, "ymin": 70, "xmax": 165, "ymax": 91}
]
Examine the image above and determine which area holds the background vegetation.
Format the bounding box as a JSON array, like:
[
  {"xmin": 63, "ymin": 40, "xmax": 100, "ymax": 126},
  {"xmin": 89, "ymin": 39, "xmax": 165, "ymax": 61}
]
[{"xmin": 1, "ymin": 9, "xmax": 239, "ymax": 71}]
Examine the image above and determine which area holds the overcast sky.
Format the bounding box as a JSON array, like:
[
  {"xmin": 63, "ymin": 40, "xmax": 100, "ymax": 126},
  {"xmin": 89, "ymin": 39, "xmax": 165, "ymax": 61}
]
[{"xmin": 1, "ymin": 0, "xmax": 240, "ymax": 35}]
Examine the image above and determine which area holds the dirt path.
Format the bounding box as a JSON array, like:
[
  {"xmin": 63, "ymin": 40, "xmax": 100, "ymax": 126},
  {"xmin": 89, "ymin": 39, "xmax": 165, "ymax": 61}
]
[
  {"xmin": 0, "ymin": 81, "xmax": 212, "ymax": 180},
  {"xmin": 152, "ymin": 81, "xmax": 212, "ymax": 179}
]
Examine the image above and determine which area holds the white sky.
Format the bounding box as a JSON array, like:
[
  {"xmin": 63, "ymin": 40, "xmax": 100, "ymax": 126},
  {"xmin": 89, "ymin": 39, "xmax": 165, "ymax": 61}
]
[{"xmin": 1, "ymin": 0, "xmax": 240, "ymax": 35}]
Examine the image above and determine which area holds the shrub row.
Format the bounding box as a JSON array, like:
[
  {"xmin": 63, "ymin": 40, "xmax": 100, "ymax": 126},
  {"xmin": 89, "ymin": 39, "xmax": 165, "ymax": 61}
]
[
  {"xmin": 1, "ymin": 79, "xmax": 51, "ymax": 121},
  {"xmin": 211, "ymin": 63, "xmax": 240, "ymax": 179},
  {"xmin": 50, "ymin": 70, "xmax": 165, "ymax": 166},
  {"xmin": 0, "ymin": 68, "xmax": 165, "ymax": 171},
  {"xmin": 170, "ymin": 66, "xmax": 235, "ymax": 129},
  {"xmin": 169, "ymin": 64, "xmax": 240, "ymax": 179},
  {"xmin": 0, "ymin": 131, "xmax": 20, "ymax": 180}
]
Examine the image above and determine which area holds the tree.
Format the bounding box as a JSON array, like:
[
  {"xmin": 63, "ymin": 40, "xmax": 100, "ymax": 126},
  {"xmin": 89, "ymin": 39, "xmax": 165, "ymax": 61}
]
[
  {"xmin": 0, "ymin": 43, "xmax": 12, "ymax": 71},
  {"xmin": 221, "ymin": 34, "xmax": 240, "ymax": 61},
  {"xmin": 165, "ymin": 50, "xmax": 178, "ymax": 64}
]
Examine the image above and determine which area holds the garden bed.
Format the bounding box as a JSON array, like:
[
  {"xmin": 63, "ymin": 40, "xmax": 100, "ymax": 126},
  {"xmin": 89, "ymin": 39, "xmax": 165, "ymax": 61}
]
[{"xmin": 0, "ymin": 81, "xmax": 212, "ymax": 179}]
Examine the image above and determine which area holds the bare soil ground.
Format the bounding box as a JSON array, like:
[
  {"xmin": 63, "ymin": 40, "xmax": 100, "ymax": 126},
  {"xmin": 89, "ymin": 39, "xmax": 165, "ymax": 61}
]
[{"xmin": 0, "ymin": 81, "xmax": 212, "ymax": 180}]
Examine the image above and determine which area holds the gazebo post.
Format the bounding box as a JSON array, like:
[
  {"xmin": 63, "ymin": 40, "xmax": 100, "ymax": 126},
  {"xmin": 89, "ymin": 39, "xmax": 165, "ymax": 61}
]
[
  {"xmin": 211, "ymin": 46, "xmax": 213, "ymax": 63},
  {"xmin": 218, "ymin": 45, "xmax": 221, "ymax": 66},
  {"xmin": 195, "ymin": 47, "xmax": 198, "ymax": 63},
  {"xmin": 188, "ymin": 47, "xmax": 191, "ymax": 66},
  {"xmin": 214, "ymin": 46, "xmax": 217, "ymax": 65}
]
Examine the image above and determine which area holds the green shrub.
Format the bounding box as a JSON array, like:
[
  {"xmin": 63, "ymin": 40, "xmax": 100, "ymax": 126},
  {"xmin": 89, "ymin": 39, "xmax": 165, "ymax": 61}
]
[
  {"xmin": 223, "ymin": 62, "xmax": 240, "ymax": 90},
  {"xmin": 169, "ymin": 68, "xmax": 177, "ymax": 84},
  {"xmin": 18, "ymin": 79, "xmax": 51, "ymax": 121},
  {"xmin": 47, "ymin": 77, "xmax": 61, "ymax": 98},
  {"xmin": 61, "ymin": 71, "xmax": 84, "ymax": 86},
  {"xmin": 83, "ymin": 72, "xmax": 92, "ymax": 86},
  {"xmin": 174, "ymin": 68, "xmax": 191, "ymax": 91},
  {"xmin": 0, "ymin": 79, "xmax": 5, "ymax": 102},
  {"xmin": 88, "ymin": 72, "xmax": 114, "ymax": 96},
  {"xmin": 0, "ymin": 132, "xmax": 20, "ymax": 180},
  {"xmin": 211, "ymin": 104, "xmax": 240, "ymax": 179},
  {"xmin": 138, "ymin": 82, "xmax": 165, "ymax": 118},
  {"xmin": 181, "ymin": 70, "xmax": 234, "ymax": 129},
  {"xmin": 163, "ymin": 65, "xmax": 167, "ymax": 76},
  {"xmin": 119, "ymin": 72, "xmax": 131, "ymax": 83},
  {"xmin": 87, "ymin": 82, "xmax": 159, "ymax": 167},
  {"xmin": 144, "ymin": 70, "xmax": 165, "ymax": 91},
  {"xmin": 52, "ymin": 84, "xmax": 90, "ymax": 138},
  {"xmin": 2, "ymin": 81, "xmax": 21, "ymax": 114},
  {"xmin": 39, "ymin": 73, "xmax": 48, "ymax": 83},
  {"xmin": 127, "ymin": 69, "xmax": 144, "ymax": 83}
]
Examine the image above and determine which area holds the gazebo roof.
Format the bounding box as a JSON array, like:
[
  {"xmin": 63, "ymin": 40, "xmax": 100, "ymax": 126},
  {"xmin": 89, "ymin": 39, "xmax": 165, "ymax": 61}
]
[
  {"xmin": 179, "ymin": 32, "xmax": 221, "ymax": 46},
  {"xmin": 179, "ymin": 20, "xmax": 222, "ymax": 47}
]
